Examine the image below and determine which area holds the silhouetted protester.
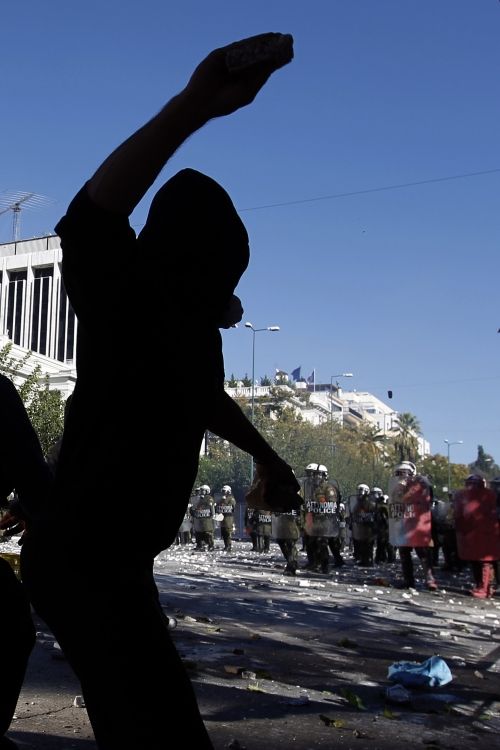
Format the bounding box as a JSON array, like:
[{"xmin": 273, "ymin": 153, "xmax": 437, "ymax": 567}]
[
  {"xmin": 0, "ymin": 374, "xmax": 52, "ymax": 750},
  {"xmin": 21, "ymin": 34, "xmax": 297, "ymax": 750}
]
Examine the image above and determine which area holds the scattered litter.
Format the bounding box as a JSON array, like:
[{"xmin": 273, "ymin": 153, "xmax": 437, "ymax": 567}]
[
  {"xmin": 385, "ymin": 685, "xmax": 411, "ymax": 704},
  {"xmin": 353, "ymin": 729, "xmax": 361, "ymax": 738},
  {"xmin": 340, "ymin": 688, "xmax": 366, "ymax": 710},
  {"xmin": 299, "ymin": 580, "xmax": 311, "ymax": 587},
  {"xmin": 184, "ymin": 616, "xmax": 196, "ymax": 622},
  {"xmin": 282, "ymin": 695, "xmax": 309, "ymax": 706},
  {"xmin": 388, "ymin": 657, "xmax": 452, "ymax": 687},
  {"xmin": 451, "ymin": 656, "xmax": 466, "ymax": 667},
  {"xmin": 319, "ymin": 714, "xmax": 346, "ymax": 728},
  {"xmin": 402, "ymin": 593, "xmax": 412, "ymax": 599},
  {"xmin": 380, "ymin": 708, "xmax": 399, "ymax": 720},
  {"xmin": 474, "ymin": 670, "xmax": 484, "ymax": 680},
  {"xmin": 241, "ymin": 671, "xmax": 257, "ymax": 680},
  {"xmin": 338, "ymin": 637, "xmax": 358, "ymax": 649},
  {"xmin": 247, "ymin": 682, "xmax": 267, "ymax": 693},
  {"xmin": 224, "ymin": 665, "xmax": 245, "ymax": 675},
  {"xmin": 375, "ymin": 578, "xmax": 390, "ymax": 587},
  {"xmin": 73, "ymin": 696, "xmax": 84, "ymax": 708},
  {"xmin": 195, "ymin": 616, "xmax": 213, "ymax": 623},
  {"xmin": 249, "ymin": 633, "xmax": 261, "ymax": 640},
  {"xmin": 438, "ymin": 631, "xmax": 452, "ymax": 639}
]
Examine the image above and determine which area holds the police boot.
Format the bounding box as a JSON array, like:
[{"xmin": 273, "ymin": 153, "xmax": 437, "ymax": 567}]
[
  {"xmin": 394, "ymin": 550, "xmax": 415, "ymax": 588},
  {"xmin": 471, "ymin": 562, "xmax": 493, "ymax": 599},
  {"xmin": 320, "ymin": 563, "xmax": 331, "ymax": 575},
  {"xmin": 284, "ymin": 561, "xmax": 298, "ymax": 577}
]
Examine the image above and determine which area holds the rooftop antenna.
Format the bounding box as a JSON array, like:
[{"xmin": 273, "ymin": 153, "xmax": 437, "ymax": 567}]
[{"xmin": 0, "ymin": 191, "xmax": 57, "ymax": 242}]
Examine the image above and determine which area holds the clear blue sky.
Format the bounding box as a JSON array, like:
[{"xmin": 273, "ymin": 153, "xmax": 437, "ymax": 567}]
[{"xmin": 2, "ymin": 1, "xmax": 499, "ymax": 466}]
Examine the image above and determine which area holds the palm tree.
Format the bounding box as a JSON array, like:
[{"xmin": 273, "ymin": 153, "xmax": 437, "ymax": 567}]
[{"xmin": 393, "ymin": 412, "xmax": 421, "ymax": 463}]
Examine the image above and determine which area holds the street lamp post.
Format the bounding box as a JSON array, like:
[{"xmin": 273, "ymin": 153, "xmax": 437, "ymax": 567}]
[
  {"xmin": 245, "ymin": 322, "xmax": 280, "ymax": 483},
  {"xmin": 444, "ymin": 439, "xmax": 463, "ymax": 493},
  {"xmin": 330, "ymin": 373, "xmax": 353, "ymax": 455}
]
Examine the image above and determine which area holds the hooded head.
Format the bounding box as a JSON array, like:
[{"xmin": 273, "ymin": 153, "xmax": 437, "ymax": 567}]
[{"xmin": 137, "ymin": 169, "xmax": 249, "ymax": 323}]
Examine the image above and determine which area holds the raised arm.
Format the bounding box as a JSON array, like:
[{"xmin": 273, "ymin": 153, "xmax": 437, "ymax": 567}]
[
  {"xmin": 207, "ymin": 392, "xmax": 301, "ymax": 510},
  {"xmin": 87, "ymin": 33, "xmax": 292, "ymax": 216}
]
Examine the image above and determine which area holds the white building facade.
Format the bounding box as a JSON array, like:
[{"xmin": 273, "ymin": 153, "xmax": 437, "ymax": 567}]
[{"xmin": 0, "ymin": 236, "xmax": 77, "ymax": 392}]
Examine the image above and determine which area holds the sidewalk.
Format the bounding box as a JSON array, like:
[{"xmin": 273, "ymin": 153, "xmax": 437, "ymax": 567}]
[{"xmin": 5, "ymin": 540, "xmax": 500, "ymax": 749}]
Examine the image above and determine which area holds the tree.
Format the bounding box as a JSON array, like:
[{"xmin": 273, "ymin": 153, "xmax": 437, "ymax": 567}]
[
  {"xmin": 225, "ymin": 373, "xmax": 239, "ymax": 388},
  {"xmin": 468, "ymin": 445, "xmax": 500, "ymax": 482},
  {"xmin": 260, "ymin": 375, "xmax": 272, "ymax": 386},
  {"xmin": 392, "ymin": 412, "xmax": 421, "ymax": 463},
  {"xmin": 0, "ymin": 342, "xmax": 65, "ymax": 457},
  {"xmin": 420, "ymin": 454, "xmax": 469, "ymax": 496},
  {"xmin": 241, "ymin": 373, "xmax": 253, "ymax": 387}
]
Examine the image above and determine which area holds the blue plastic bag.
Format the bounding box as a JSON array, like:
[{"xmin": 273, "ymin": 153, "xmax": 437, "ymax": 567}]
[{"xmin": 388, "ymin": 656, "xmax": 452, "ymax": 687}]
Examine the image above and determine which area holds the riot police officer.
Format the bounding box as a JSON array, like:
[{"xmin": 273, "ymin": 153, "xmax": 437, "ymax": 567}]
[
  {"xmin": 348, "ymin": 484, "xmax": 370, "ymax": 562},
  {"xmin": 432, "ymin": 496, "xmax": 461, "ymax": 571},
  {"xmin": 303, "ymin": 463, "xmax": 341, "ymax": 575},
  {"xmin": 273, "ymin": 504, "xmax": 304, "ymax": 576},
  {"xmin": 389, "ymin": 461, "xmax": 437, "ymax": 590},
  {"xmin": 350, "ymin": 484, "xmax": 378, "ymax": 566},
  {"xmin": 245, "ymin": 506, "xmax": 260, "ymax": 551},
  {"xmin": 176, "ymin": 501, "xmax": 193, "ymax": 545},
  {"xmin": 256, "ymin": 509, "xmax": 272, "ymax": 552},
  {"xmin": 374, "ymin": 493, "xmax": 394, "ymax": 563},
  {"xmin": 215, "ymin": 485, "xmax": 236, "ymax": 551},
  {"xmin": 191, "ymin": 485, "xmax": 215, "ymax": 551},
  {"xmin": 454, "ymin": 474, "xmax": 500, "ymax": 598}
]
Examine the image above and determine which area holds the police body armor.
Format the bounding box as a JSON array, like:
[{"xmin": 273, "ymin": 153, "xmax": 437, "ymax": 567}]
[
  {"xmin": 214, "ymin": 492, "xmax": 236, "ymax": 529},
  {"xmin": 388, "ymin": 474, "xmax": 432, "ymax": 547},
  {"xmin": 272, "ymin": 509, "xmax": 302, "ymax": 540},
  {"xmin": 303, "ymin": 478, "xmax": 340, "ymax": 537},
  {"xmin": 432, "ymin": 500, "xmax": 455, "ymax": 534},
  {"xmin": 257, "ymin": 510, "xmax": 272, "ymax": 536},
  {"xmin": 191, "ymin": 494, "xmax": 214, "ymax": 533},
  {"xmin": 453, "ymin": 488, "xmax": 500, "ymax": 561},
  {"xmin": 349, "ymin": 495, "xmax": 377, "ymax": 542}
]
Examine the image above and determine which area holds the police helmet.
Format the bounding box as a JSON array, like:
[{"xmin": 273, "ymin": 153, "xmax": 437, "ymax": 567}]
[
  {"xmin": 394, "ymin": 461, "xmax": 417, "ymax": 477},
  {"xmin": 306, "ymin": 462, "xmax": 328, "ymax": 478},
  {"xmin": 200, "ymin": 484, "xmax": 211, "ymax": 494},
  {"xmin": 222, "ymin": 485, "xmax": 232, "ymax": 493},
  {"xmin": 371, "ymin": 487, "xmax": 383, "ymax": 497},
  {"xmin": 490, "ymin": 476, "xmax": 500, "ymax": 489},
  {"xmin": 357, "ymin": 483, "xmax": 370, "ymax": 495},
  {"xmin": 465, "ymin": 474, "xmax": 486, "ymax": 488}
]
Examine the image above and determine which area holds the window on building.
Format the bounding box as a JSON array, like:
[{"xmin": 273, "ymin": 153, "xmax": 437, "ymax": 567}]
[
  {"xmin": 6, "ymin": 270, "xmax": 27, "ymax": 345},
  {"xmin": 57, "ymin": 276, "xmax": 76, "ymax": 363},
  {"xmin": 31, "ymin": 267, "xmax": 53, "ymax": 356}
]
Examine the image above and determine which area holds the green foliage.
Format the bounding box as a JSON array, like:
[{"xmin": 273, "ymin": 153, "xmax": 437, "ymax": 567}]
[
  {"xmin": 392, "ymin": 412, "xmax": 421, "ymax": 463},
  {"xmin": 419, "ymin": 453, "xmax": 469, "ymax": 495},
  {"xmin": 468, "ymin": 445, "xmax": 500, "ymax": 482},
  {"xmin": 225, "ymin": 373, "xmax": 239, "ymax": 388},
  {"xmin": 260, "ymin": 375, "xmax": 272, "ymax": 386},
  {"xmin": 0, "ymin": 342, "xmax": 65, "ymax": 457},
  {"xmin": 241, "ymin": 373, "xmax": 253, "ymax": 387}
]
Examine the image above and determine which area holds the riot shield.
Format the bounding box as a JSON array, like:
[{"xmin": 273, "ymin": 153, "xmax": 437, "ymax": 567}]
[
  {"xmin": 179, "ymin": 508, "xmax": 192, "ymax": 533},
  {"xmin": 453, "ymin": 488, "xmax": 500, "ymax": 561},
  {"xmin": 191, "ymin": 495, "xmax": 214, "ymax": 533},
  {"xmin": 272, "ymin": 510, "xmax": 301, "ymax": 540},
  {"xmin": 350, "ymin": 496, "xmax": 377, "ymax": 542},
  {"xmin": 388, "ymin": 474, "xmax": 432, "ymax": 547},
  {"xmin": 303, "ymin": 478, "xmax": 339, "ymax": 537}
]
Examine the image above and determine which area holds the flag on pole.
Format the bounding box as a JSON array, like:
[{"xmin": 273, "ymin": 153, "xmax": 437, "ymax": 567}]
[
  {"xmin": 291, "ymin": 366, "xmax": 301, "ymax": 381},
  {"xmin": 307, "ymin": 370, "xmax": 315, "ymax": 384}
]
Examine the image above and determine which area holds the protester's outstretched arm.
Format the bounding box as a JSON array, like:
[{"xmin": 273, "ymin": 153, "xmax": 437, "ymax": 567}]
[
  {"xmin": 207, "ymin": 392, "xmax": 300, "ymax": 509},
  {"xmin": 87, "ymin": 33, "xmax": 290, "ymax": 216}
]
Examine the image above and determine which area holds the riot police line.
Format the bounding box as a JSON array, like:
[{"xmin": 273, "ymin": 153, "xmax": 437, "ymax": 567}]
[{"xmin": 176, "ymin": 463, "xmax": 500, "ymax": 597}]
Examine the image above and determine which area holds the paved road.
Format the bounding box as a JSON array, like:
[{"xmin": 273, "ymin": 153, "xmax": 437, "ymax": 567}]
[{"xmin": 4, "ymin": 540, "xmax": 500, "ymax": 749}]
